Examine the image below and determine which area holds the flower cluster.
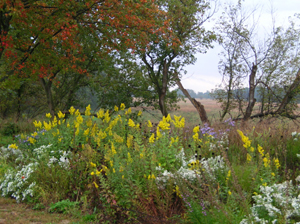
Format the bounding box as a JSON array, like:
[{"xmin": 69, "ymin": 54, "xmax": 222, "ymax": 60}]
[
  {"xmin": 240, "ymin": 177, "xmax": 300, "ymax": 223},
  {"xmin": 0, "ymin": 162, "xmax": 38, "ymax": 202}
]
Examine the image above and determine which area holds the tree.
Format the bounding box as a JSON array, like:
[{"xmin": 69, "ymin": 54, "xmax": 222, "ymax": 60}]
[
  {"xmin": 213, "ymin": 3, "xmax": 300, "ymax": 121},
  {"xmin": 138, "ymin": 0, "xmax": 216, "ymax": 117},
  {"xmin": 0, "ymin": 0, "xmax": 165, "ymax": 115}
]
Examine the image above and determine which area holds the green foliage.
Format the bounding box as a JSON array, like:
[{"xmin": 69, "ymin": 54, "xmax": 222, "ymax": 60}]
[
  {"xmin": 1, "ymin": 122, "xmax": 20, "ymax": 136},
  {"xmin": 49, "ymin": 199, "xmax": 79, "ymax": 214}
]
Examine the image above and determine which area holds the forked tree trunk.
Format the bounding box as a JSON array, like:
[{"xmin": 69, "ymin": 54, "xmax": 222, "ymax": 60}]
[
  {"xmin": 175, "ymin": 73, "xmax": 209, "ymax": 124},
  {"xmin": 276, "ymin": 68, "xmax": 300, "ymax": 114},
  {"xmin": 244, "ymin": 63, "xmax": 257, "ymax": 120}
]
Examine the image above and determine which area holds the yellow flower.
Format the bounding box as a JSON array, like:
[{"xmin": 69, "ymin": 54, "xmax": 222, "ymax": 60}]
[
  {"xmin": 32, "ymin": 132, "xmax": 38, "ymax": 138},
  {"xmin": 127, "ymin": 135, "xmax": 134, "ymax": 148},
  {"xmin": 86, "ymin": 118, "xmax": 92, "ymax": 127},
  {"xmin": 57, "ymin": 111, "xmax": 65, "ymax": 119},
  {"xmin": 119, "ymin": 166, "xmax": 124, "ymax": 172},
  {"xmin": 85, "ymin": 104, "xmax": 91, "ymax": 116},
  {"xmin": 127, "ymin": 152, "xmax": 133, "ymax": 164},
  {"xmin": 138, "ymin": 110, "xmax": 142, "ymax": 116},
  {"xmin": 156, "ymin": 127, "xmax": 162, "ymax": 140},
  {"xmin": 28, "ymin": 137, "xmax": 36, "ymax": 144},
  {"xmin": 257, "ymin": 144, "xmax": 264, "ymax": 157},
  {"xmin": 103, "ymin": 110, "xmax": 110, "ymax": 123},
  {"xmin": 128, "ymin": 119, "xmax": 135, "ymax": 127},
  {"xmin": 271, "ymin": 172, "xmax": 275, "ymax": 177},
  {"xmin": 113, "ymin": 133, "xmax": 124, "ymax": 143},
  {"xmin": 83, "ymin": 128, "xmax": 90, "ymax": 136},
  {"xmin": 193, "ymin": 126, "xmax": 199, "ymax": 133},
  {"xmin": 33, "ymin": 120, "xmax": 42, "ymax": 129},
  {"xmin": 113, "ymin": 168, "xmax": 116, "ymax": 173},
  {"xmin": 262, "ymin": 183, "xmax": 267, "ymax": 187},
  {"xmin": 76, "ymin": 114, "xmax": 83, "ymax": 124},
  {"xmin": 93, "ymin": 182, "xmax": 99, "ymax": 188},
  {"xmin": 263, "ymin": 157, "xmax": 270, "ymax": 168},
  {"xmin": 120, "ymin": 103, "xmax": 125, "ymax": 110},
  {"xmin": 96, "ymin": 170, "xmax": 101, "ymax": 176},
  {"xmin": 125, "ymin": 107, "xmax": 131, "ymax": 115},
  {"xmin": 69, "ymin": 106, "xmax": 75, "ymax": 115},
  {"xmin": 111, "ymin": 143, "xmax": 117, "ymax": 155},
  {"xmin": 122, "ymin": 175, "xmax": 124, "ymax": 179},
  {"xmin": 52, "ymin": 116, "xmax": 58, "ymax": 127},
  {"xmin": 114, "ymin": 105, "xmax": 119, "ymax": 112},
  {"xmin": 75, "ymin": 109, "xmax": 80, "ymax": 116},
  {"xmin": 250, "ymin": 147, "xmax": 254, "ymax": 152},
  {"xmin": 193, "ymin": 132, "xmax": 199, "ymax": 142},
  {"xmin": 91, "ymin": 172, "xmax": 95, "ymax": 176},
  {"xmin": 149, "ymin": 133, "xmax": 155, "ymax": 143},
  {"xmin": 97, "ymin": 109, "xmax": 104, "ymax": 118},
  {"xmin": 140, "ymin": 153, "xmax": 144, "ymax": 159},
  {"xmin": 151, "ymin": 174, "xmax": 155, "ymax": 179},
  {"xmin": 90, "ymin": 162, "xmax": 96, "ymax": 167},
  {"xmin": 253, "ymin": 192, "xmax": 258, "ymax": 195},
  {"xmin": 46, "ymin": 113, "xmax": 52, "ymax": 118},
  {"xmin": 147, "ymin": 120, "xmax": 153, "ymax": 127},
  {"xmin": 9, "ymin": 144, "xmax": 18, "ymax": 149},
  {"xmin": 158, "ymin": 119, "xmax": 170, "ymax": 130},
  {"xmin": 228, "ymin": 191, "xmax": 232, "ymax": 196},
  {"xmin": 274, "ymin": 158, "xmax": 280, "ymax": 169},
  {"xmin": 247, "ymin": 153, "xmax": 252, "ymax": 162},
  {"xmin": 237, "ymin": 130, "xmax": 251, "ymax": 149}
]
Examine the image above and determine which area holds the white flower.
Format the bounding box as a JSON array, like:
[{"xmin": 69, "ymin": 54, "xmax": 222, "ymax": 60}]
[{"xmin": 292, "ymin": 131, "xmax": 298, "ymax": 137}]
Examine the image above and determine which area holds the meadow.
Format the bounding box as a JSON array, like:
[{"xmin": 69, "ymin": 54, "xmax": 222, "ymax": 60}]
[{"xmin": 0, "ymin": 99, "xmax": 300, "ymax": 224}]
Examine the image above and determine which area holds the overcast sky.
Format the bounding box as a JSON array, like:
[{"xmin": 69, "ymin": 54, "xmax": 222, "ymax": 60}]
[{"xmin": 180, "ymin": 0, "xmax": 300, "ymax": 93}]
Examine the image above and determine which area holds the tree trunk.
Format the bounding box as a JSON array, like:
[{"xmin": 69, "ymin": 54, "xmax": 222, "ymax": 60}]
[
  {"xmin": 175, "ymin": 73, "xmax": 209, "ymax": 124},
  {"xmin": 158, "ymin": 60, "xmax": 168, "ymax": 117},
  {"xmin": 244, "ymin": 63, "xmax": 257, "ymax": 120},
  {"xmin": 276, "ymin": 68, "xmax": 300, "ymax": 114},
  {"xmin": 40, "ymin": 77, "xmax": 55, "ymax": 116}
]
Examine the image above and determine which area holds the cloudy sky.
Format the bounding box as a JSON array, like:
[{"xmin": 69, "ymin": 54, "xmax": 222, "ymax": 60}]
[{"xmin": 180, "ymin": 0, "xmax": 300, "ymax": 93}]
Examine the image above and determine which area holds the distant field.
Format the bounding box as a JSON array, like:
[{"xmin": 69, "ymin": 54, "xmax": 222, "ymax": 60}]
[{"xmin": 139, "ymin": 98, "xmax": 222, "ymax": 125}]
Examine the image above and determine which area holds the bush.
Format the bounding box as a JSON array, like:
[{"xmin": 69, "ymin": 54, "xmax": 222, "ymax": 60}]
[{"xmin": 1, "ymin": 122, "xmax": 20, "ymax": 136}]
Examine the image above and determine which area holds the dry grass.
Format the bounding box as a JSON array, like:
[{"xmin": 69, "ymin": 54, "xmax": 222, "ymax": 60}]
[{"xmin": 0, "ymin": 197, "xmax": 82, "ymax": 224}]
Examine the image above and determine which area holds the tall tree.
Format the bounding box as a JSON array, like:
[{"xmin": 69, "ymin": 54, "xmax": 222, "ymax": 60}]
[
  {"xmin": 0, "ymin": 0, "xmax": 165, "ymax": 115},
  {"xmin": 138, "ymin": 0, "xmax": 217, "ymax": 117},
  {"xmin": 214, "ymin": 3, "xmax": 300, "ymax": 120}
]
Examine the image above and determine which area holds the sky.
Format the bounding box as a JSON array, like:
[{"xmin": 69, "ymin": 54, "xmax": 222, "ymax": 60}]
[{"xmin": 181, "ymin": 0, "xmax": 300, "ymax": 93}]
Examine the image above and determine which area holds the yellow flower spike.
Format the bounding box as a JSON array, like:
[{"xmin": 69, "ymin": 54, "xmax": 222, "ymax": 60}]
[
  {"xmin": 193, "ymin": 132, "xmax": 199, "ymax": 142},
  {"xmin": 147, "ymin": 120, "xmax": 153, "ymax": 127},
  {"xmin": 274, "ymin": 158, "xmax": 280, "ymax": 169},
  {"xmin": 67, "ymin": 123, "xmax": 70, "ymax": 128},
  {"xmin": 33, "ymin": 120, "xmax": 42, "ymax": 129},
  {"xmin": 156, "ymin": 127, "xmax": 162, "ymax": 140},
  {"xmin": 149, "ymin": 133, "xmax": 155, "ymax": 143},
  {"xmin": 140, "ymin": 153, "xmax": 144, "ymax": 159},
  {"xmin": 28, "ymin": 137, "xmax": 36, "ymax": 144},
  {"xmin": 138, "ymin": 110, "xmax": 142, "ymax": 116},
  {"xmin": 69, "ymin": 106, "xmax": 75, "ymax": 115},
  {"xmin": 103, "ymin": 110, "xmax": 110, "ymax": 123},
  {"xmin": 166, "ymin": 114, "xmax": 171, "ymax": 122},
  {"xmin": 95, "ymin": 170, "xmax": 101, "ymax": 176},
  {"xmin": 75, "ymin": 109, "xmax": 80, "ymax": 116},
  {"xmin": 86, "ymin": 118, "xmax": 92, "ymax": 127},
  {"xmin": 135, "ymin": 123, "xmax": 140, "ymax": 129},
  {"xmin": 9, "ymin": 144, "xmax": 18, "ymax": 149},
  {"xmin": 85, "ymin": 104, "xmax": 91, "ymax": 116},
  {"xmin": 32, "ymin": 132, "xmax": 38, "ymax": 138},
  {"xmin": 111, "ymin": 143, "xmax": 117, "ymax": 156},
  {"xmin": 97, "ymin": 109, "xmax": 104, "ymax": 118},
  {"xmin": 228, "ymin": 191, "xmax": 232, "ymax": 196},
  {"xmin": 151, "ymin": 174, "xmax": 155, "ymax": 179},
  {"xmin": 90, "ymin": 162, "xmax": 96, "ymax": 167},
  {"xmin": 57, "ymin": 111, "xmax": 65, "ymax": 119},
  {"xmin": 148, "ymin": 175, "xmax": 151, "ymax": 180},
  {"xmin": 113, "ymin": 168, "xmax": 116, "ymax": 173},
  {"xmin": 120, "ymin": 103, "xmax": 125, "ymax": 110},
  {"xmin": 193, "ymin": 126, "xmax": 199, "ymax": 133},
  {"xmin": 83, "ymin": 128, "xmax": 90, "ymax": 136},
  {"xmin": 262, "ymin": 183, "xmax": 267, "ymax": 187},
  {"xmin": 127, "ymin": 152, "xmax": 133, "ymax": 164},
  {"xmin": 271, "ymin": 172, "xmax": 275, "ymax": 177},
  {"xmin": 250, "ymin": 147, "xmax": 255, "ymax": 152},
  {"xmin": 114, "ymin": 105, "xmax": 119, "ymax": 112},
  {"xmin": 90, "ymin": 172, "xmax": 95, "ymax": 176},
  {"xmin": 247, "ymin": 153, "xmax": 252, "ymax": 162},
  {"xmin": 158, "ymin": 119, "xmax": 170, "ymax": 130},
  {"xmin": 75, "ymin": 128, "xmax": 80, "ymax": 136},
  {"xmin": 93, "ymin": 182, "xmax": 99, "ymax": 188},
  {"xmin": 46, "ymin": 113, "xmax": 52, "ymax": 118},
  {"xmin": 128, "ymin": 119, "xmax": 135, "ymax": 127},
  {"xmin": 52, "ymin": 116, "xmax": 57, "ymax": 127},
  {"xmin": 43, "ymin": 121, "xmax": 52, "ymax": 131},
  {"xmin": 122, "ymin": 175, "xmax": 124, "ymax": 179}
]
